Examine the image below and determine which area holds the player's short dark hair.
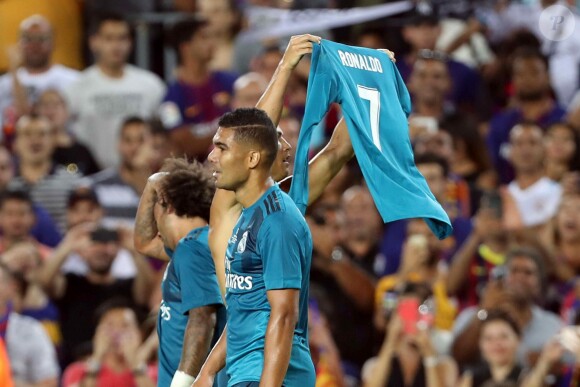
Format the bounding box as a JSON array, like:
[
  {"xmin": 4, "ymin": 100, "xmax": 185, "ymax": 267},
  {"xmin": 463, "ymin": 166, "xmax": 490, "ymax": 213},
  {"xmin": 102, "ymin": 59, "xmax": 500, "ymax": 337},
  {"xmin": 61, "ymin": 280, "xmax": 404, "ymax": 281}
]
[
  {"xmin": 414, "ymin": 152, "xmax": 449, "ymax": 177},
  {"xmin": 481, "ymin": 309, "xmax": 522, "ymax": 338},
  {"xmin": 169, "ymin": 17, "xmax": 208, "ymax": 64},
  {"xmin": 89, "ymin": 12, "xmax": 129, "ymax": 36},
  {"xmin": 0, "ymin": 188, "xmax": 34, "ymax": 212},
  {"xmin": 158, "ymin": 158, "xmax": 215, "ymax": 222},
  {"xmin": 218, "ymin": 108, "xmax": 278, "ymax": 168},
  {"xmin": 511, "ymin": 46, "xmax": 549, "ymax": 72}
]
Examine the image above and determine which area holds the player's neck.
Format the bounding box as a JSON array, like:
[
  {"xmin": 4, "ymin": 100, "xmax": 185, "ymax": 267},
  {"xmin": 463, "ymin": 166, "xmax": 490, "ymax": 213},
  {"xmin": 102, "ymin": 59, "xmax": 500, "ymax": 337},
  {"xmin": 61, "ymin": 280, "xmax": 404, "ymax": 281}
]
[
  {"xmin": 235, "ymin": 173, "xmax": 275, "ymax": 209},
  {"xmin": 168, "ymin": 217, "xmax": 208, "ymax": 249}
]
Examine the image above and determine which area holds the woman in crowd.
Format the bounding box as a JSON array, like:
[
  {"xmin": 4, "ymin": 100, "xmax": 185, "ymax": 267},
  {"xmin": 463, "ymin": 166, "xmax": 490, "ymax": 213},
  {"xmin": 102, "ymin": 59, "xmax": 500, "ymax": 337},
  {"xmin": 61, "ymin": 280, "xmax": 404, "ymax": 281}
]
[
  {"xmin": 459, "ymin": 310, "xmax": 525, "ymax": 386},
  {"xmin": 544, "ymin": 122, "xmax": 580, "ymax": 183},
  {"xmin": 362, "ymin": 282, "xmax": 457, "ymax": 387}
]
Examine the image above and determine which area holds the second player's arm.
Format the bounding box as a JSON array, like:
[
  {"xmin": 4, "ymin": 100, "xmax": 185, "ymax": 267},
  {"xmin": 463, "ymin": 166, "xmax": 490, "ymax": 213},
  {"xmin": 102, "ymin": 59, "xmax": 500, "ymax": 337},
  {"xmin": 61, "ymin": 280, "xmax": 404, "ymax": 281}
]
[
  {"xmin": 193, "ymin": 326, "xmax": 228, "ymax": 387},
  {"xmin": 279, "ymin": 117, "xmax": 354, "ymax": 204},
  {"xmin": 177, "ymin": 306, "xmax": 218, "ymax": 378},
  {"xmin": 260, "ymin": 289, "xmax": 300, "ymax": 387}
]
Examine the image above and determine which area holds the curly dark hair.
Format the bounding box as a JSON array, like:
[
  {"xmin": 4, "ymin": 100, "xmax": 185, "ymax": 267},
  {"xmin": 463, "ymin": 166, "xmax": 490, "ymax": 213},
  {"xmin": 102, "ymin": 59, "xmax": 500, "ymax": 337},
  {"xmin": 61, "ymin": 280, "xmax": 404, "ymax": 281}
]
[{"xmin": 158, "ymin": 158, "xmax": 215, "ymax": 222}]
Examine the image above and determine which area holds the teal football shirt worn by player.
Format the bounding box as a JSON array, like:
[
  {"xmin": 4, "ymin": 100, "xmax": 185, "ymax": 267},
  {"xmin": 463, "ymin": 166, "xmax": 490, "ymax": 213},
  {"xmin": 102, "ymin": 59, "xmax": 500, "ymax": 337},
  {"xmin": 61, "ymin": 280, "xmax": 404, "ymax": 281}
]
[
  {"xmin": 158, "ymin": 226, "xmax": 227, "ymax": 387},
  {"xmin": 289, "ymin": 39, "xmax": 452, "ymax": 240},
  {"xmin": 224, "ymin": 185, "xmax": 315, "ymax": 387}
]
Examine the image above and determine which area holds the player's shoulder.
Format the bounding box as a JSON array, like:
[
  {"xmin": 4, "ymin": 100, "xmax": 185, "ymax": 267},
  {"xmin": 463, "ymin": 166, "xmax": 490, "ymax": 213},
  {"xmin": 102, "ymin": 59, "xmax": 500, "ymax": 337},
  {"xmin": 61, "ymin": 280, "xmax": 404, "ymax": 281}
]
[
  {"xmin": 177, "ymin": 227, "xmax": 210, "ymax": 253},
  {"xmin": 259, "ymin": 188, "xmax": 307, "ymax": 229}
]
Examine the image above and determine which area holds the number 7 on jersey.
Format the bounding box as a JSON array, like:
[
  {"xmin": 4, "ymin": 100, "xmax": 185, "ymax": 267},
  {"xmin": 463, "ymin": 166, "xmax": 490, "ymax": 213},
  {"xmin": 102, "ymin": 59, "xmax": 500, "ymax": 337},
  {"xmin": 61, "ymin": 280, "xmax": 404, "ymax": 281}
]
[{"xmin": 357, "ymin": 84, "xmax": 381, "ymax": 151}]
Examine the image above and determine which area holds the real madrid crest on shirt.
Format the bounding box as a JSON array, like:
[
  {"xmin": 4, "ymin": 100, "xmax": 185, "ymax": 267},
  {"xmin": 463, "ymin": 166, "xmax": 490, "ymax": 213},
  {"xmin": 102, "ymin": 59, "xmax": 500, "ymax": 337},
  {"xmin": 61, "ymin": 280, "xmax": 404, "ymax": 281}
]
[{"xmin": 237, "ymin": 231, "xmax": 249, "ymax": 254}]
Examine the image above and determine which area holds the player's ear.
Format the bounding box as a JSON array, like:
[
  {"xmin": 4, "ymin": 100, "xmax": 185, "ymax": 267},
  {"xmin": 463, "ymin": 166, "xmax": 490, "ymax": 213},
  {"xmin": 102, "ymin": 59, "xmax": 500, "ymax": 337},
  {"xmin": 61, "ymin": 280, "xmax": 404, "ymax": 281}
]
[{"xmin": 247, "ymin": 150, "xmax": 261, "ymax": 169}]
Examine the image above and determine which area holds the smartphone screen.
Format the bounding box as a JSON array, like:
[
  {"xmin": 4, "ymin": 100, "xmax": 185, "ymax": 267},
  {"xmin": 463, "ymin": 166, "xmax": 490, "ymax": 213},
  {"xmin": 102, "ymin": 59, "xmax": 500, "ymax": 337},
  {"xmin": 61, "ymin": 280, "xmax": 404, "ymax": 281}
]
[{"xmin": 398, "ymin": 298, "xmax": 420, "ymax": 335}]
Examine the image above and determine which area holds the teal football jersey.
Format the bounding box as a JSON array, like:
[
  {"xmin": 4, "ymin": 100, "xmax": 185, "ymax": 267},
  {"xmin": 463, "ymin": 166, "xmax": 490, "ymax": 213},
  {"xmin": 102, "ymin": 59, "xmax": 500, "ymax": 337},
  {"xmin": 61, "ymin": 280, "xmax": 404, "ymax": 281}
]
[
  {"xmin": 157, "ymin": 226, "xmax": 226, "ymax": 387},
  {"xmin": 289, "ymin": 39, "xmax": 452, "ymax": 239},
  {"xmin": 224, "ymin": 185, "xmax": 315, "ymax": 387}
]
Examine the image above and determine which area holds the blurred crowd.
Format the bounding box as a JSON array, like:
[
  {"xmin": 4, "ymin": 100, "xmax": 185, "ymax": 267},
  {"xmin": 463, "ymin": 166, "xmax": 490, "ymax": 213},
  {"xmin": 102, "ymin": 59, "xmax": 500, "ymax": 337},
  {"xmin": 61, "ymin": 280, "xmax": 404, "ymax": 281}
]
[{"xmin": 2, "ymin": 0, "xmax": 580, "ymax": 386}]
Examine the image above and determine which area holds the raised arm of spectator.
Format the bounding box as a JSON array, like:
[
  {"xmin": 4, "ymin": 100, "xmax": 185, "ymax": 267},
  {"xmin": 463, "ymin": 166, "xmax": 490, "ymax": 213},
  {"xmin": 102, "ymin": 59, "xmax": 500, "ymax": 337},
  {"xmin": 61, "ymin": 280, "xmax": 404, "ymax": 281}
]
[
  {"xmin": 308, "ymin": 218, "xmax": 375, "ymax": 312},
  {"xmin": 34, "ymin": 223, "xmax": 93, "ymax": 299},
  {"xmin": 521, "ymin": 339, "xmax": 565, "ymax": 387},
  {"xmin": 6, "ymin": 45, "xmax": 30, "ymax": 117},
  {"xmin": 134, "ymin": 173, "xmax": 169, "ymax": 261}
]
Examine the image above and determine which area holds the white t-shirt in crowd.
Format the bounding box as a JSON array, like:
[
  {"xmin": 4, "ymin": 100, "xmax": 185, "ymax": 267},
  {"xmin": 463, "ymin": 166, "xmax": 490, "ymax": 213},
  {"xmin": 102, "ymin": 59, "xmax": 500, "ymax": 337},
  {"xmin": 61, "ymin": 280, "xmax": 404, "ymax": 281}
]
[
  {"xmin": 507, "ymin": 176, "xmax": 562, "ymax": 227},
  {"xmin": 64, "ymin": 64, "xmax": 166, "ymax": 168},
  {"xmin": 0, "ymin": 64, "xmax": 79, "ymax": 131},
  {"xmin": 60, "ymin": 248, "xmax": 137, "ymax": 279}
]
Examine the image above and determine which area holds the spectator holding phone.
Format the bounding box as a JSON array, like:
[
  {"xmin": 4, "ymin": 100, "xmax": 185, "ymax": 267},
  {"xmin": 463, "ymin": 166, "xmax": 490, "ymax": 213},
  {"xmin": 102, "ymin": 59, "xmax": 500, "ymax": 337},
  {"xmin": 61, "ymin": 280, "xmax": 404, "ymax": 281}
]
[
  {"xmin": 34, "ymin": 222, "xmax": 154, "ymax": 365},
  {"xmin": 458, "ymin": 310, "xmax": 526, "ymax": 387},
  {"xmin": 62, "ymin": 298, "xmax": 156, "ymax": 386},
  {"xmin": 447, "ymin": 191, "xmax": 509, "ymax": 309},
  {"xmin": 362, "ymin": 282, "xmax": 457, "ymax": 387},
  {"xmin": 451, "ymin": 247, "xmax": 563, "ymax": 368}
]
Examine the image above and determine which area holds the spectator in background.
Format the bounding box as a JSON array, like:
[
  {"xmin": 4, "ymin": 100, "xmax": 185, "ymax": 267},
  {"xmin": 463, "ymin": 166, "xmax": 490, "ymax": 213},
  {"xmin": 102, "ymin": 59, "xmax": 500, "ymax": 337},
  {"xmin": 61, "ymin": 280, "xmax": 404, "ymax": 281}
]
[
  {"xmin": 376, "ymin": 219, "xmax": 457, "ymax": 334},
  {"xmin": 159, "ymin": 17, "xmax": 236, "ymax": 161},
  {"xmin": 544, "ymin": 122, "xmax": 580, "ymax": 183},
  {"xmin": 88, "ymin": 117, "xmax": 155, "ymax": 228},
  {"xmin": 149, "ymin": 121, "xmax": 171, "ymax": 173},
  {"xmin": 502, "ymin": 123, "xmax": 562, "ymax": 230},
  {"xmin": 308, "ymin": 185, "xmax": 380, "ymax": 379},
  {"xmin": 65, "ymin": 13, "xmax": 166, "ymax": 169},
  {"xmin": 36, "ymin": 89, "xmax": 101, "ymax": 176},
  {"xmin": 62, "ymin": 299, "xmax": 156, "ymax": 386},
  {"xmin": 0, "ymin": 15, "xmax": 79, "ymax": 134},
  {"xmin": 439, "ymin": 114, "xmax": 495, "ymax": 215},
  {"xmin": 250, "ymin": 45, "xmax": 284, "ymax": 83},
  {"xmin": 458, "ymin": 311, "xmax": 526, "ymax": 387},
  {"xmin": 0, "ymin": 263, "xmax": 59, "ymax": 387},
  {"xmin": 398, "ymin": 9, "xmax": 482, "ymax": 114},
  {"xmin": 0, "ymin": 144, "xmax": 61, "ymax": 247},
  {"xmin": 0, "ymin": 189, "xmax": 52, "ymax": 260},
  {"xmin": 452, "ymin": 247, "xmax": 562, "ymax": 368},
  {"xmin": 60, "ymin": 187, "xmax": 137, "ymax": 280},
  {"xmin": 381, "ymin": 153, "xmax": 472, "ymax": 275},
  {"xmin": 231, "ymin": 72, "xmax": 268, "ymax": 110},
  {"xmin": 0, "ymin": 190, "xmax": 62, "ymax": 348},
  {"xmin": 362, "ymin": 282, "xmax": 458, "ymax": 387},
  {"xmin": 487, "ymin": 47, "xmax": 566, "ymax": 184},
  {"xmin": 9, "ymin": 115, "xmax": 80, "ymax": 233},
  {"xmin": 447, "ymin": 193, "xmax": 509, "ymax": 310},
  {"xmin": 197, "ymin": 0, "xmax": 240, "ymax": 72},
  {"xmin": 34, "ymin": 222, "xmax": 154, "ymax": 365}
]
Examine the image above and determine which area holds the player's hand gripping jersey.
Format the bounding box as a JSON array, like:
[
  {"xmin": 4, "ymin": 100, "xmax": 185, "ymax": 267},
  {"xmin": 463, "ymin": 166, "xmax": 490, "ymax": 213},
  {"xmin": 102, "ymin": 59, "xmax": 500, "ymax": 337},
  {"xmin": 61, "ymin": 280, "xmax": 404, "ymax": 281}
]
[{"xmin": 289, "ymin": 39, "xmax": 453, "ymax": 239}]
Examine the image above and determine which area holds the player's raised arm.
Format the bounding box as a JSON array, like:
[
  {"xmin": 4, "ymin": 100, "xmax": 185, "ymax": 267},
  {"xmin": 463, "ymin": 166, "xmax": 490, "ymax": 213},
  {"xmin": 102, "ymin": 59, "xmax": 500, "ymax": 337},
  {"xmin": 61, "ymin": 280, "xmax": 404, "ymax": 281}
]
[
  {"xmin": 134, "ymin": 173, "xmax": 169, "ymax": 261},
  {"xmin": 256, "ymin": 34, "xmax": 321, "ymax": 126}
]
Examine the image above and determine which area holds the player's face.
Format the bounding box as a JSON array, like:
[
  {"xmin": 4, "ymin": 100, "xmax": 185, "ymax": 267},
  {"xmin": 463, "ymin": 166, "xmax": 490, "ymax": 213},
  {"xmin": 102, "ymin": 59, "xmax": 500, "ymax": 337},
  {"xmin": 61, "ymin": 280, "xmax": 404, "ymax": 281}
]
[
  {"xmin": 271, "ymin": 128, "xmax": 292, "ymax": 181},
  {"xmin": 208, "ymin": 127, "xmax": 249, "ymax": 190}
]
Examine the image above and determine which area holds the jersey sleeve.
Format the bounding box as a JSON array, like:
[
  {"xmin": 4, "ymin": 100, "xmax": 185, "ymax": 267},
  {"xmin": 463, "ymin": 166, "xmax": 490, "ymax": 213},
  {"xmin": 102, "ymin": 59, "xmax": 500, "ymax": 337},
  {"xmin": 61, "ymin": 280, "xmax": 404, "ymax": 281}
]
[
  {"xmin": 391, "ymin": 63, "xmax": 412, "ymax": 117},
  {"xmin": 173, "ymin": 240, "xmax": 223, "ymax": 315},
  {"xmin": 258, "ymin": 213, "xmax": 305, "ymax": 290}
]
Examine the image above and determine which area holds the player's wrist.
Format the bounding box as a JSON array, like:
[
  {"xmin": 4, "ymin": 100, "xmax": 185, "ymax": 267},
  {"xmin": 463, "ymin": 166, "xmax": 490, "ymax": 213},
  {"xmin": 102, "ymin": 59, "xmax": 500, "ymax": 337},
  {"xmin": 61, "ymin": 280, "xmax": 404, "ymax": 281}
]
[{"xmin": 170, "ymin": 370, "xmax": 196, "ymax": 387}]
